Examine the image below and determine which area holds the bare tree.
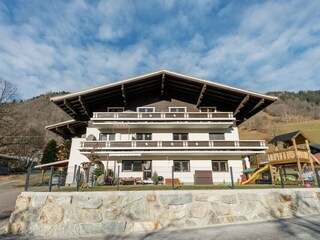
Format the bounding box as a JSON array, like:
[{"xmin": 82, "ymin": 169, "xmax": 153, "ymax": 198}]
[
  {"xmin": 0, "ymin": 77, "xmax": 18, "ymax": 103},
  {"xmin": 0, "ymin": 78, "xmax": 21, "ymax": 149}
]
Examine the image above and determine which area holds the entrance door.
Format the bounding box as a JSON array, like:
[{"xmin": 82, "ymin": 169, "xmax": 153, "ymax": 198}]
[{"xmin": 143, "ymin": 161, "xmax": 152, "ymax": 180}]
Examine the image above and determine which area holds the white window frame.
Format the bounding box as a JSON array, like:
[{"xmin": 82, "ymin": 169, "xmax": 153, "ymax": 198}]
[
  {"xmin": 199, "ymin": 107, "xmax": 217, "ymax": 112},
  {"xmin": 99, "ymin": 133, "xmax": 116, "ymax": 141},
  {"xmin": 169, "ymin": 107, "xmax": 187, "ymax": 112},
  {"xmin": 137, "ymin": 107, "xmax": 155, "ymax": 112},
  {"xmin": 107, "ymin": 107, "xmax": 124, "ymax": 112}
]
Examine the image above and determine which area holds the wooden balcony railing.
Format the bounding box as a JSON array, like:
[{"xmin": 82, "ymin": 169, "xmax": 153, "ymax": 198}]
[
  {"xmin": 80, "ymin": 140, "xmax": 266, "ymax": 150},
  {"xmin": 266, "ymin": 149, "xmax": 309, "ymax": 163},
  {"xmin": 92, "ymin": 112, "xmax": 233, "ymax": 120}
]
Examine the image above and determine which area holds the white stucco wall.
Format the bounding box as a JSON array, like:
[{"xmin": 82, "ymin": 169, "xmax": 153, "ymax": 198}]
[{"xmin": 66, "ymin": 138, "xmax": 89, "ymax": 185}]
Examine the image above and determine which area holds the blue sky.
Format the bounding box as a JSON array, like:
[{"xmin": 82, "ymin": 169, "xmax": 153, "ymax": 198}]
[{"xmin": 0, "ymin": 0, "xmax": 319, "ymax": 99}]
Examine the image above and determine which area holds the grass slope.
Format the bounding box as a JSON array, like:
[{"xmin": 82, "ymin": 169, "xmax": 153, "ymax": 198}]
[{"xmin": 239, "ymin": 120, "xmax": 320, "ymax": 143}]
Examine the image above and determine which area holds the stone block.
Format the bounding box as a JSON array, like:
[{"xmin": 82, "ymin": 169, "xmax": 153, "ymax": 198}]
[
  {"xmin": 220, "ymin": 194, "xmax": 237, "ymax": 204},
  {"xmin": 8, "ymin": 222, "xmax": 26, "ymax": 234},
  {"xmin": 211, "ymin": 202, "xmax": 232, "ymax": 215},
  {"xmin": 54, "ymin": 196, "xmax": 72, "ymax": 207},
  {"xmin": 123, "ymin": 201, "xmax": 149, "ymax": 220},
  {"xmin": 238, "ymin": 193, "xmax": 260, "ymax": 202},
  {"xmin": 130, "ymin": 221, "xmax": 162, "ymax": 232},
  {"xmin": 147, "ymin": 194, "xmax": 156, "ymax": 202},
  {"xmin": 96, "ymin": 174, "xmax": 105, "ymax": 186},
  {"xmin": 26, "ymin": 224, "xmax": 52, "ymax": 236},
  {"xmin": 295, "ymin": 190, "xmax": 315, "ymax": 199},
  {"xmin": 222, "ymin": 215, "xmax": 247, "ymax": 223},
  {"xmin": 64, "ymin": 209, "xmax": 102, "ymax": 224},
  {"xmin": 31, "ymin": 195, "xmax": 47, "ymax": 208},
  {"xmin": 194, "ymin": 193, "xmax": 208, "ymax": 202},
  {"xmin": 104, "ymin": 206, "xmax": 122, "ymax": 220},
  {"xmin": 160, "ymin": 205, "xmax": 186, "ymax": 220},
  {"xmin": 190, "ymin": 204, "xmax": 208, "ymax": 219},
  {"xmin": 50, "ymin": 224, "xmax": 80, "ymax": 237},
  {"xmin": 104, "ymin": 195, "xmax": 120, "ymax": 205},
  {"xmin": 39, "ymin": 203, "xmax": 63, "ymax": 225},
  {"xmin": 207, "ymin": 211, "xmax": 222, "ymax": 225},
  {"xmin": 121, "ymin": 193, "xmax": 143, "ymax": 207},
  {"xmin": 79, "ymin": 221, "xmax": 126, "ymax": 235},
  {"xmin": 15, "ymin": 195, "xmax": 31, "ymax": 211},
  {"xmin": 73, "ymin": 196, "xmax": 103, "ymax": 209},
  {"xmin": 159, "ymin": 193, "xmax": 192, "ymax": 205}
]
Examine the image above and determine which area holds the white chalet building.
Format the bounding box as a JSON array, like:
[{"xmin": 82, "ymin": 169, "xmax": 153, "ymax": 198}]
[{"xmin": 46, "ymin": 70, "xmax": 277, "ymax": 185}]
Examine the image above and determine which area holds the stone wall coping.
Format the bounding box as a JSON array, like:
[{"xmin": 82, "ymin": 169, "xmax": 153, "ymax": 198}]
[{"xmin": 21, "ymin": 188, "xmax": 319, "ymax": 197}]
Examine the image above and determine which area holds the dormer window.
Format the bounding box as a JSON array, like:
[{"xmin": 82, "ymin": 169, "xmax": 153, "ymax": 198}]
[
  {"xmin": 169, "ymin": 107, "xmax": 186, "ymax": 112},
  {"xmin": 137, "ymin": 107, "xmax": 155, "ymax": 112}
]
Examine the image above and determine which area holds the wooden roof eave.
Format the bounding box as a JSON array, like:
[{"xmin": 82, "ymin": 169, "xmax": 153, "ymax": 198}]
[{"xmin": 50, "ymin": 70, "xmax": 277, "ymax": 122}]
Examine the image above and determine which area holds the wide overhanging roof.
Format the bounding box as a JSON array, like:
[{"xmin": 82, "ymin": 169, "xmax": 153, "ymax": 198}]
[
  {"xmin": 46, "ymin": 120, "xmax": 87, "ymax": 139},
  {"xmin": 51, "ymin": 70, "xmax": 277, "ymax": 124}
]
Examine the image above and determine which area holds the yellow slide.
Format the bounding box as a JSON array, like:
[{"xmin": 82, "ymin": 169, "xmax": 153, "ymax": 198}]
[{"xmin": 242, "ymin": 164, "xmax": 269, "ymax": 185}]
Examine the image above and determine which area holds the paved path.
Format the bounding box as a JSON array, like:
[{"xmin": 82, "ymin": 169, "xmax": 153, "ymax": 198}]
[
  {"xmin": 1, "ymin": 215, "xmax": 320, "ymax": 240},
  {"xmin": 0, "ymin": 179, "xmax": 23, "ymax": 233}
]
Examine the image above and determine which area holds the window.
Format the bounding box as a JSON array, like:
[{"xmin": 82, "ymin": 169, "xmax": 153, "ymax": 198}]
[
  {"xmin": 174, "ymin": 160, "xmax": 190, "ymax": 172},
  {"xmin": 169, "ymin": 107, "xmax": 186, "ymax": 112},
  {"xmin": 99, "ymin": 133, "xmax": 115, "ymax": 141},
  {"xmin": 200, "ymin": 107, "xmax": 216, "ymax": 112},
  {"xmin": 173, "ymin": 133, "xmax": 188, "ymax": 140},
  {"xmin": 136, "ymin": 133, "xmax": 152, "ymax": 140},
  {"xmin": 209, "ymin": 133, "xmax": 225, "ymax": 140},
  {"xmin": 212, "ymin": 161, "xmax": 228, "ymax": 172},
  {"xmin": 122, "ymin": 160, "xmax": 143, "ymax": 171},
  {"xmin": 108, "ymin": 107, "xmax": 124, "ymax": 112},
  {"xmin": 137, "ymin": 107, "xmax": 155, "ymax": 112}
]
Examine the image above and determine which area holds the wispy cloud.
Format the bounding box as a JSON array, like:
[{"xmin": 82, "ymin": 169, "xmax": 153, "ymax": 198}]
[{"xmin": 0, "ymin": 0, "xmax": 319, "ymax": 99}]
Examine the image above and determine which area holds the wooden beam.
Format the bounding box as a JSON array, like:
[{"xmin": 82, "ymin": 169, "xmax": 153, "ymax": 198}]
[
  {"xmin": 249, "ymin": 99, "xmax": 265, "ymax": 114},
  {"xmin": 67, "ymin": 124, "xmax": 77, "ymax": 135},
  {"xmin": 196, "ymin": 84, "xmax": 206, "ymax": 107},
  {"xmin": 64, "ymin": 100, "xmax": 77, "ymax": 115},
  {"xmin": 55, "ymin": 127, "xmax": 66, "ymax": 136},
  {"xmin": 161, "ymin": 73, "xmax": 165, "ymax": 97},
  {"xmin": 121, "ymin": 84, "xmax": 127, "ymax": 106},
  {"xmin": 78, "ymin": 96, "xmax": 91, "ymax": 117},
  {"xmin": 234, "ymin": 95, "xmax": 250, "ymax": 116},
  {"xmin": 292, "ymin": 138, "xmax": 304, "ymax": 184}
]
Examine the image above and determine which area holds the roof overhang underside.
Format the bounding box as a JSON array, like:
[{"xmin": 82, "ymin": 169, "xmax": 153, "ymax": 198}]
[
  {"xmin": 51, "ymin": 70, "xmax": 277, "ymax": 125},
  {"xmin": 46, "ymin": 120, "xmax": 87, "ymax": 139}
]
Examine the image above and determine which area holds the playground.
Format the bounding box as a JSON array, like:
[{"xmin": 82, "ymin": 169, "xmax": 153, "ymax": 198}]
[{"xmin": 242, "ymin": 131, "xmax": 320, "ymax": 186}]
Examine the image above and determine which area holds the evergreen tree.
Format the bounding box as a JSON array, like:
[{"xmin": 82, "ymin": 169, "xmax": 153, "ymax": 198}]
[{"xmin": 41, "ymin": 139, "xmax": 57, "ymax": 164}]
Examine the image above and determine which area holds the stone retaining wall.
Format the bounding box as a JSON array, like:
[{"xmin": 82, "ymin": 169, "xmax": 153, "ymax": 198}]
[{"xmin": 7, "ymin": 189, "xmax": 320, "ymax": 237}]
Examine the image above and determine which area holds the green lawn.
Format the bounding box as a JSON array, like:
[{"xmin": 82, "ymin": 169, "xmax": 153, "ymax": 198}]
[{"xmin": 49, "ymin": 183, "xmax": 311, "ymax": 192}]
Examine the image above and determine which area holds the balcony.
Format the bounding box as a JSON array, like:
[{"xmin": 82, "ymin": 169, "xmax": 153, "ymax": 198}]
[
  {"xmin": 266, "ymin": 149, "xmax": 311, "ymax": 164},
  {"xmin": 79, "ymin": 140, "xmax": 267, "ymax": 157},
  {"xmin": 91, "ymin": 112, "xmax": 235, "ymax": 129}
]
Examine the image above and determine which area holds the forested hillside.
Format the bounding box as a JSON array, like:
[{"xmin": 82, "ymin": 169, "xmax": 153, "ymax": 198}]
[{"xmin": 240, "ymin": 90, "xmax": 320, "ymax": 143}]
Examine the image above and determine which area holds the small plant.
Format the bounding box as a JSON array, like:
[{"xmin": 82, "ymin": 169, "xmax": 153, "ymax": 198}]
[
  {"xmin": 151, "ymin": 171, "xmax": 158, "ymax": 185},
  {"xmin": 93, "ymin": 166, "xmax": 105, "ymax": 179}
]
